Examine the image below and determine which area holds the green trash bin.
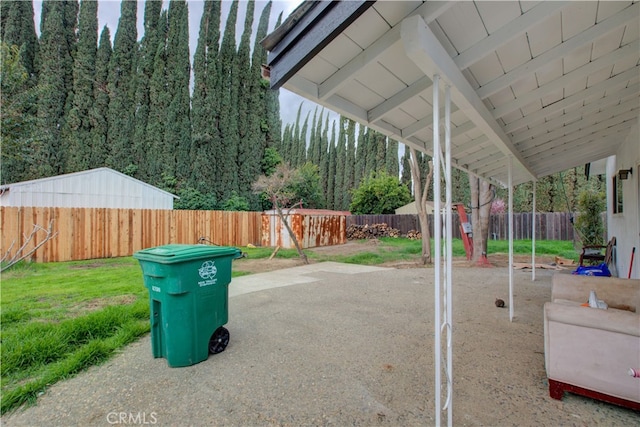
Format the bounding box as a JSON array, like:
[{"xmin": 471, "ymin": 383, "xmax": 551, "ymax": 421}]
[{"xmin": 133, "ymin": 244, "xmax": 242, "ymax": 367}]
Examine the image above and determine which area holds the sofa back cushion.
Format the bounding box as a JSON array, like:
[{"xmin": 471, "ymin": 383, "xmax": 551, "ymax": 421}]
[{"xmin": 551, "ymin": 274, "xmax": 640, "ymax": 312}]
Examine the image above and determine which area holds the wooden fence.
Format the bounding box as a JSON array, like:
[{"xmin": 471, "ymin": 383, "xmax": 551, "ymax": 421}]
[
  {"xmin": 1, "ymin": 207, "xmax": 262, "ymax": 263},
  {"xmin": 347, "ymin": 212, "xmax": 579, "ymax": 241},
  {"xmin": 1, "ymin": 207, "xmax": 589, "ymax": 264}
]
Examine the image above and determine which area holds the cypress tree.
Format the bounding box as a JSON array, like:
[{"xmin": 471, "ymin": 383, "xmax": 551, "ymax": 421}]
[
  {"xmin": 307, "ymin": 107, "xmax": 318, "ymax": 164},
  {"xmin": 263, "ymin": 10, "xmax": 282, "ymax": 149},
  {"xmin": 191, "ymin": 0, "xmax": 222, "ymax": 194},
  {"xmin": 164, "ymin": 0, "xmax": 191, "ymax": 182},
  {"xmin": 342, "ymin": 118, "xmax": 356, "ymax": 209},
  {"xmin": 146, "ymin": 10, "xmax": 170, "ymax": 184},
  {"xmin": 217, "ymin": 0, "xmax": 240, "ymax": 201},
  {"xmin": 280, "ymin": 123, "xmax": 292, "ymax": 163},
  {"xmin": 353, "ymin": 125, "xmax": 368, "ymax": 187},
  {"xmin": 326, "ymin": 123, "xmax": 337, "ymax": 210},
  {"xmin": 363, "ymin": 128, "xmax": 376, "ymax": 178},
  {"xmin": 65, "ymin": 0, "xmax": 97, "ymax": 173},
  {"xmin": 375, "ymin": 132, "xmax": 386, "ymax": 172},
  {"xmin": 250, "ymin": 1, "xmax": 272, "ymax": 141},
  {"xmin": 289, "ymin": 103, "xmax": 303, "ymax": 167},
  {"xmin": 400, "ymin": 148, "xmax": 412, "ymax": 194},
  {"xmin": 315, "ymin": 109, "xmax": 326, "ymax": 166},
  {"xmin": 2, "ymin": 0, "xmax": 38, "ymax": 79},
  {"xmin": 333, "ymin": 117, "xmax": 347, "ymax": 210},
  {"xmin": 236, "ymin": 0, "xmax": 258, "ymax": 207},
  {"xmin": 248, "ymin": 0, "xmax": 275, "ymax": 208},
  {"xmin": 1, "ymin": 43, "xmax": 39, "ymax": 183},
  {"xmin": 106, "ymin": 0, "xmax": 137, "ymax": 173},
  {"xmin": 297, "ymin": 111, "xmax": 310, "ymax": 166},
  {"xmin": 35, "ymin": 0, "xmax": 78, "ymax": 177},
  {"xmin": 319, "ymin": 115, "xmax": 330, "ymax": 201},
  {"xmin": 132, "ymin": 0, "xmax": 163, "ymax": 181},
  {"xmin": 88, "ymin": 26, "xmax": 111, "ymax": 168},
  {"xmin": 386, "ymin": 138, "xmax": 399, "ymax": 177}
]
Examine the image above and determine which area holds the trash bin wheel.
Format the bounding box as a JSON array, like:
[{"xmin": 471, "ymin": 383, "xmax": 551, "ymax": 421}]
[{"xmin": 209, "ymin": 326, "xmax": 230, "ymax": 354}]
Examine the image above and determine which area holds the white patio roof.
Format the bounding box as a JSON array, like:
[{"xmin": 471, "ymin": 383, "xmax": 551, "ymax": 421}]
[{"xmin": 262, "ymin": 0, "xmax": 640, "ymax": 187}]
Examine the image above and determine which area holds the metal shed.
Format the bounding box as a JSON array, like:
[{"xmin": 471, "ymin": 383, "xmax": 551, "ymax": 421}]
[
  {"xmin": 261, "ymin": 209, "xmax": 350, "ymax": 249},
  {"xmin": 0, "ymin": 168, "xmax": 178, "ymax": 209}
]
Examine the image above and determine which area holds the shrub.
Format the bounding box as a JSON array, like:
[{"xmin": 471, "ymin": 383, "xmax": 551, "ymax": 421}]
[
  {"xmin": 574, "ymin": 190, "xmax": 605, "ymax": 246},
  {"xmin": 349, "ymin": 171, "xmax": 412, "ymax": 214}
]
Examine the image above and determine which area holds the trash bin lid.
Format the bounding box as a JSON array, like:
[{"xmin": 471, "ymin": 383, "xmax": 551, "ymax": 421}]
[{"xmin": 133, "ymin": 244, "xmax": 240, "ymax": 264}]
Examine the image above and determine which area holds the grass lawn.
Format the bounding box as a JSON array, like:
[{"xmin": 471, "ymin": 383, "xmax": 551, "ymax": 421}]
[
  {"xmin": 307, "ymin": 237, "xmax": 577, "ymax": 265},
  {"xmin": 1, "ymin": 238, "xmax": 577, "ymax": 414}
]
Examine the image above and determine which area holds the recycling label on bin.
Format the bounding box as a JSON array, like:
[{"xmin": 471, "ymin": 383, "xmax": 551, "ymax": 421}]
[{"xmin": 198, "ymin": 260, "xmax": 218, "ymax": 287}]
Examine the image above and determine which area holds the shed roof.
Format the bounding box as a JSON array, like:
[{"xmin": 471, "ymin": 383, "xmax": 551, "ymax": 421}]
[
  {"xmin": 262, "ymin": 0, "xmax": 640, "ymax": 187},
  {"xmin": 0, "ymin": 167, "xmax": 178, "ymax": 199},
  {"xmin": 263, "ymin": 208, "xmax": 351, "ymax": 216}
]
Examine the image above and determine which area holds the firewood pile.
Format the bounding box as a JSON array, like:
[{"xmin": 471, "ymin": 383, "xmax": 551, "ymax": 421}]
[
  {"xmin": 406, "ymin": 230, "xmax": 422, "ymax": 240},
  {"xmin": 346, "ymin": 223, "xmax": 401, "ymax": 239}
]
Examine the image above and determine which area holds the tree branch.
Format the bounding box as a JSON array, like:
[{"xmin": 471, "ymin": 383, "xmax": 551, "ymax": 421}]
[{"xmin": 1, "ymin": 220, "xmax": 58, "ymax": 272}]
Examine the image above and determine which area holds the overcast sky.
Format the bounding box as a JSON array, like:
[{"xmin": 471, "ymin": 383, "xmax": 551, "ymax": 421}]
[{"xmin": 32, "ymin": 0, "xmax": 329, "ymax": 128}]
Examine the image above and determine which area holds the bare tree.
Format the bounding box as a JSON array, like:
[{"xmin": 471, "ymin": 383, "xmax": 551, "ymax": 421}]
[
  {"xmin": 1, "ymin": 220, "xmax": 58, "ymax": 272},
  {"xmin": 409, "ymin": 148, "xmax": 434, "ymax": 265},
  {"xmin": 252, "ymin": 163, "xmax": 309, "ymax": 264}
]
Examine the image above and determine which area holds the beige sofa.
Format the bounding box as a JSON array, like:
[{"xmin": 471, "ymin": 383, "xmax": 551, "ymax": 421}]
[{"xmin": 544, "ymin": 274, "xmax": 640, "ymax": 410}]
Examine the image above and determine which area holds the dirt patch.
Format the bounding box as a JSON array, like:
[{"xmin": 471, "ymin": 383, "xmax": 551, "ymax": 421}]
[
  {"xmin": 69, "ymin": 263, "xmax": 131, "ymax": 270},
  {"xmin": 306, "ymin": 240, "xmax": 382, "ymax": 256},
  {"xmin": 69, "ymin": 294, "xmax": 138, "ymax": 316},
  {"xmin": 233, "ymin": 257, "xmax": 306, "ymax": 275},
  {"xmin": 233, "ymin": 241, "xmax": 380, "ymax": 274},
  {"xmin": 234, "ymin": 243, "xmax": 572, "ymax": 274}
]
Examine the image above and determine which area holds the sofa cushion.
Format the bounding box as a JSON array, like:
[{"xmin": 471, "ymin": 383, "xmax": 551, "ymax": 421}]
[{"xmin": 545, "ymin": 302, "xmax": 639, "ymax": 336}]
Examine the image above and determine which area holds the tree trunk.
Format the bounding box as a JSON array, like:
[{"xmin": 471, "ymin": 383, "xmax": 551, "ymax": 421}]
[
  {"xmin": 478, "ymin": 179, "xmax": 493, "ymax": 256},
  {"xmin": 274, "ymin": 201, "xmax": 309, "ymax": 264},
  {"xmin": 468, "ymin": 175, "xmax": 493, "ymax": 263},
  {"xmin": 410, "ymin": 148, "xmax": 433, "ymax": 265}
]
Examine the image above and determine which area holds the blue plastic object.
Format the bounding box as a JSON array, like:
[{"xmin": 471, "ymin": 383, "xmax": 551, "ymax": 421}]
[{"xmin": 572, "ymin": 263, "xmax": 612, "ymax": 277}]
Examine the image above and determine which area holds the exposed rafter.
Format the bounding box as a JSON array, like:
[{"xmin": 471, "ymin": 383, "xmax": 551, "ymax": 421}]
[
  {"xmin": 453, "ymin": 1, "xmax": 569, "ymax": 70},
  {"xmin": 502, "ymin": 66, "xmax": 639, "ymax": 134},
  {"xmin": 511, "ymin": 87, "xmax": 639, "ymax": 144},
  {"xmin": 530, "ymin": 125, "xmax": 633, "ymax": 164},
  {"xmin": 401, "ymin": 104, "xmax": 461, "ymax": 139},
  {"xmin": 319, "ymin": 26, "xmax": 400, "ymax": 100},
  {"xmin": 401, "ymin": 14, "xmax": 536, "ymax": 180},
  {"xmin": 477, "ymin": 2, "xmax": 639, "ymax": 99},
  {"xmin": 523, "ymin": 114, "xmax": 637, "ymax": 159},
  {"xmin": 517, "ymin": 100, "xmax": 640, "ymax": 152},
  {"xmin": 492, "ymin": 40, "xmax": 639, "ymax": 119},
  {"xmin": 368, "ymin": 75, "xmax": 431, "ymax": 122}
]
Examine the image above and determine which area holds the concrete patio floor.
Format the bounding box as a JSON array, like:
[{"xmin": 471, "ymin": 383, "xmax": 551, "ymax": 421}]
[{"xmin": 2, "ymin": 263, "xmax": 637, "ymax": 426}]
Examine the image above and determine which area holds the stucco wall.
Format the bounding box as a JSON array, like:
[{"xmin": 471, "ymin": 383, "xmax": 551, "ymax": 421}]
[{"xmin": 606, "ymin": 121, "xmax": 640, "ymax": 279}]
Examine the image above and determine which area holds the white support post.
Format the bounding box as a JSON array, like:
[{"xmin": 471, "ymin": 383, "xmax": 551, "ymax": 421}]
[
  {"xmin": 508, "ymin": 156, "xmax": 514, "ymax": 322},
  {"xmin": 432, "ymin": 74, "xmax": 442, "ymax": 427},
  {"xmin": 444, "ymin": 84, "xmax": 453, "ymax": 427},
  {"xmin": 532, "ymin": 181, "xmax": 537, "ymax": 282}
]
